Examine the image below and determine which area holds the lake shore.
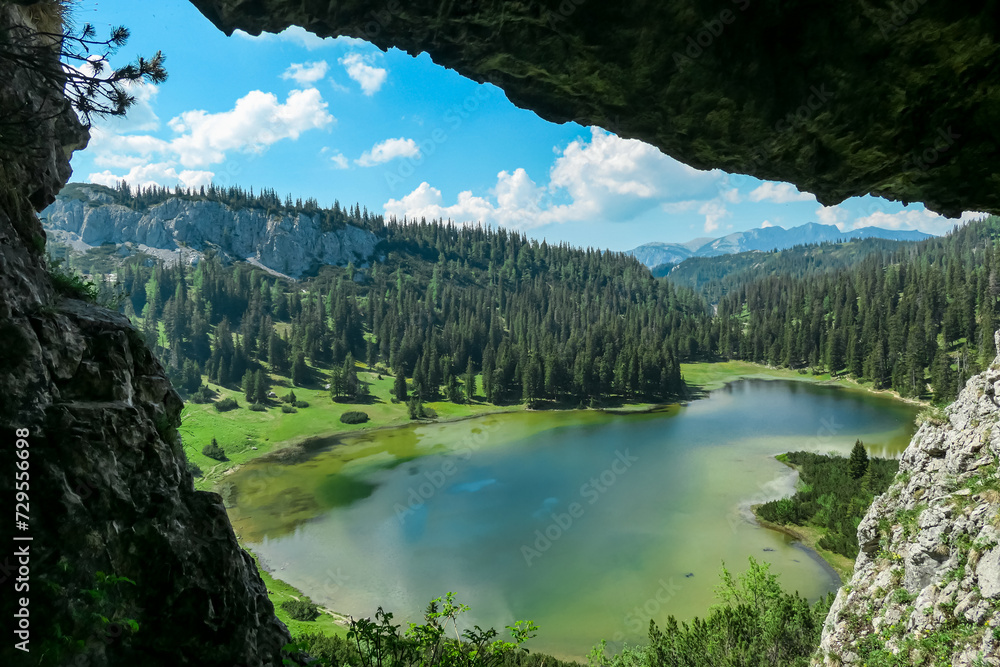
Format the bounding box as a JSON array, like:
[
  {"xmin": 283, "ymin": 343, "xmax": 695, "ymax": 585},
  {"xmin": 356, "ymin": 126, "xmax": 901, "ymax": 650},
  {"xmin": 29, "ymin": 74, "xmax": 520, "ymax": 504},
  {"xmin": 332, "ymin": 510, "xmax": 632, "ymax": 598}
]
[
  {"xmin": 203, "ymin": 360, "xmax": 915, "ymax": 642},
  {"xmin": 750, "ymin": 509, "xmax": 856, "ymax": 583}
]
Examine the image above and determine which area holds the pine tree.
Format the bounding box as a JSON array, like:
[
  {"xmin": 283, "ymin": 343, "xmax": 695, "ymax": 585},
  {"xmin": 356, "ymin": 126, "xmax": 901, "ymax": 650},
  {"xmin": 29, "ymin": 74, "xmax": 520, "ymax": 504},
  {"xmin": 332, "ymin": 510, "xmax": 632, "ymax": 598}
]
[
  {"xmin": 291, "ymin": 352, "xmax": 308, "ymax": 387},
  {"xmin": 393, "ymin": 368, "xmax": 408, "ymax": 402},
  {"xmin": 848, "ymin": 440, "xmax": 869, "ymax": 480},
  {"xmin": 463, "ymin": 359, "xmax": 476, "ymax": 401}
]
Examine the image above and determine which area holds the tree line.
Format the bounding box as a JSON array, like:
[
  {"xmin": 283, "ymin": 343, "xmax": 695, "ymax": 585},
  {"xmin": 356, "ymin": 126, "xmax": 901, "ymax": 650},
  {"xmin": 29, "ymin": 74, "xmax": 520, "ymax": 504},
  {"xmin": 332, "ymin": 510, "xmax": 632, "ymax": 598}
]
[{"xmin": 89, "ymin": 183, "xmax": 1000, "ymax": 408}]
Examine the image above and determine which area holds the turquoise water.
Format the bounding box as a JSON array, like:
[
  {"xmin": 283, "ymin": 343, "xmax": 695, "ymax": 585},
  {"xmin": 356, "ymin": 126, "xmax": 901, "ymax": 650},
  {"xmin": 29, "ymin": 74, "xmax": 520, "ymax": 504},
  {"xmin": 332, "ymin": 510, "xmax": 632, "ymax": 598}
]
[{"xmin": 228, "ymin": 379, "xmax": 918, "ymax": 659}]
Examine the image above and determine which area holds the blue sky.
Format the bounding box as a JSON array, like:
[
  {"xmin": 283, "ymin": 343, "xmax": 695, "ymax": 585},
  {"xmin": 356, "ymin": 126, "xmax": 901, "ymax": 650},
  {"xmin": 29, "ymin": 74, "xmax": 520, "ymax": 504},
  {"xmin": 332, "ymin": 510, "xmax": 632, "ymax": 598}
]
[{"xmin": 68, "ymin": 0, "xmax": 978, "ymax": 251}]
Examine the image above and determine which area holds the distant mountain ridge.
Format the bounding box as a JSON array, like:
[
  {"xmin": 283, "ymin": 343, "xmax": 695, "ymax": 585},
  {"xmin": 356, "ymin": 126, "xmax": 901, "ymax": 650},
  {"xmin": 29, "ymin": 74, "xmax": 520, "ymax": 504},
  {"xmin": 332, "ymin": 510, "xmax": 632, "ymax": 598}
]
[{"xmin": 627, "ymin": 222, "xmax": 932, "ymax": 268}]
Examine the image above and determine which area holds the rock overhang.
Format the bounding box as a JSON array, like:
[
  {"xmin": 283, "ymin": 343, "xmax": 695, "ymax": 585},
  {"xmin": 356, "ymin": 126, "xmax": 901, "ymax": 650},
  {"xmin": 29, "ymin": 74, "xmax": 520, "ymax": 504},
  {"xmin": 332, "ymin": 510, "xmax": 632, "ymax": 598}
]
[{"xmin": 188, "ymin": 0, "xmax": 1000, "ymax": 218}]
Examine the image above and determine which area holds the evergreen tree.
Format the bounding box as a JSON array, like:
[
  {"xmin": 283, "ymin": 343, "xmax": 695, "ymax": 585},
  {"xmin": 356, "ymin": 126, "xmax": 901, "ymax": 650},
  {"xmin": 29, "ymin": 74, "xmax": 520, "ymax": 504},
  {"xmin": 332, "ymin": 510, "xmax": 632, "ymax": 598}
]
[
  {"xmin": 393, "ymin": 368, "xmax": 408, "ymax": 402},
  {"xmin": 848, "ymin": 439, "xmax": 869, "ymax": 480}
]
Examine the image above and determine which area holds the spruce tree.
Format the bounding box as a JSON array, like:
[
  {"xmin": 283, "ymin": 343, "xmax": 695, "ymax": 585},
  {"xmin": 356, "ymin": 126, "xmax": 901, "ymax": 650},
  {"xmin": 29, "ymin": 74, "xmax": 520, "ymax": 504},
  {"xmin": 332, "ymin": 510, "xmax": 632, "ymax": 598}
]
[{"xmin": 848, "ymin": 440, "xmax": 869, "ymax": 480}]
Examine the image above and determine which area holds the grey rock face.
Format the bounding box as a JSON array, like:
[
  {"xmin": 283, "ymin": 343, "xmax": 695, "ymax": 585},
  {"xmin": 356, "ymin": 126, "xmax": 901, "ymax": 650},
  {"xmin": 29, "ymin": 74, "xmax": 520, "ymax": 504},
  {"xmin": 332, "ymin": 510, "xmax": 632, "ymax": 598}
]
[
  {"xmin": 818, "ymin": 342, "xmax": 1000, "ymax": 665},
  {"xmin": 0, "ymin": 5, "xmax": 289, "ymax": 666},
  {"xmin": 43, "ymin": 187, "xmax": 379, "ymax": 278}
]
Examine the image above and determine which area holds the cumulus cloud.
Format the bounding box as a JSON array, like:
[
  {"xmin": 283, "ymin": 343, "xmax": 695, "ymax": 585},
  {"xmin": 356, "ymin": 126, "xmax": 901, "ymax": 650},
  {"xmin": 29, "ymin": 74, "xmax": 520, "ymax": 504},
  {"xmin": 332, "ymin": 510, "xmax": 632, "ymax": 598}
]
[
  {"xmin": 384, "ymin": 129, "xmax": 727, "ymax": 229},
  {"xmin": 281, "ymin": 61, "xmax": 329, "ymax": 87},
  {"xmin": 233, "ymin": 26, "xmax": 362, "ymax": 50},
  {"xmin": 385, "ymin": 169, "xmax": 546, "ymax": 228},
  {"xmin": 815, "ymin": 204, "xmax": 851, "ymax": 229},
  {"xmin": 748, "ymin": 181, "xmax": 815, "ymax": 203},
  {"xmin": 814, "ymin": 203, "xmax": 984, "ymax": 235},
  {"xmin": 699, "ymin": 200, "xmax": 730, "ymax": 233},
  {"xmin": 85, "ymin": 89, "xmax": 334, "ymax": 189},
  {"xmin": 357, "ymin": 137, "xmax": 420, "ymax": 166},
  {"xmin": 330, "ymin": 153, "xmax": 349, "ymax": 169},
  {"xmin": 168, "ymin": 88, "xmax": 334, "ymax": 167},
  {"xmin": 89, "ymin": 162, "xmax": 214, "ymax": 191},
  {"xmin": 542, "ymin": 128, "xmax": 721, "ymax": 223},
  {"xmin": 384, "ymin": 128, "xmax": 725, "ymax": 228},
  {"xmin": 340, "ymin": 53, "xmax": 388, "ymax": 95}
]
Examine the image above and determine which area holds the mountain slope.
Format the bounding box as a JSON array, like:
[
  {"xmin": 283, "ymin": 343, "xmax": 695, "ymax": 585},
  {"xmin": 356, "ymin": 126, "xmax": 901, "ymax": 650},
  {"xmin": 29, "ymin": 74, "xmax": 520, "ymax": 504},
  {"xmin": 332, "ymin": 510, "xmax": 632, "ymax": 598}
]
[
  {"xmin": 42, "ymin": 183, "xmax": 378, "ymax": 279},
  {"xmin": 819, "ymin": 335, "xmax": 1000, "ymax": 665},
  {"xmin": 628, "ymin": 223, "xmax": 932, "ymax": 268}
]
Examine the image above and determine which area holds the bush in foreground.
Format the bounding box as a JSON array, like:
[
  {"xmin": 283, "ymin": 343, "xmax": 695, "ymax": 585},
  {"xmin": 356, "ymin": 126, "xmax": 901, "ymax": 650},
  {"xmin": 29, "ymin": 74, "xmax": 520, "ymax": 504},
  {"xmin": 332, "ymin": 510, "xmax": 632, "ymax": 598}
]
[{"xmin": 340, "ymin": 410, "xmax": 369, "ymax": 424}]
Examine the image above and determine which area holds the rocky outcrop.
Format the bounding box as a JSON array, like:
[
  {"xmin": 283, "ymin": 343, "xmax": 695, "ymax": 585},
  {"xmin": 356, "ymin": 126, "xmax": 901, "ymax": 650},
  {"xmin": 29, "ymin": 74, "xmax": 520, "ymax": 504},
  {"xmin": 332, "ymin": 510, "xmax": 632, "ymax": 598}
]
[
  {"xmin": 818, "ymin": 335, "xmax": 1000, "ymax": 666},
  {"xmin": 43, "ymin": 184, "xmax": 378, "ymax": 278},
  {"xmin": 0, "ymin": 4, "xmax": 288, "ymax": 666},
  {"xmin": 190, "ymin": 0, "xmax": 999, "ymax": 218}
]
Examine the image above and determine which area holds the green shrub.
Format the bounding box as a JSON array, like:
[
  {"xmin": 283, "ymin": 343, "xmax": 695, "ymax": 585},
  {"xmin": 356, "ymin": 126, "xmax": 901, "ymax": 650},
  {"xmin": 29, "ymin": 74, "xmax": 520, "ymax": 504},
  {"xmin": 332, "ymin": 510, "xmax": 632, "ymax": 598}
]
[
  {"xmin": 189, "ymin": 386, "xmax": 213, "ymax": 404},
  {"xmin": 249, "ymin": 403, "xmax": 266, "ymax": 412},
  {"xmin": 202, "ymin": 438, "xmax": 227, "ymax": 461},
  {"xmin": 214, "ymin": 397, "xmax": 238, "ymax": 412},
  {"xmin": 281, "ymin": 404, "xmax": 297, "ymax": 414},
  {"xmin": 294, "ymin": 400, "xmax": 309, "ymax": 408},
  {"xmin": 340, "ymin": 410, "xmax": 369, "ymax": 424},
  {"xmin": 294, "ymin": 633, "xmax": 361, "ymax": 666},
  {"xmin": 187, "ymin": 461, "xmax": 203, "ymax": 477},
  {"xmin": 48, "ymin": 259, "xmax": 99, "ymax": 302},
  {"xmin": 280, "ymin": 599, "xmax": 320, "ymax": 622}
]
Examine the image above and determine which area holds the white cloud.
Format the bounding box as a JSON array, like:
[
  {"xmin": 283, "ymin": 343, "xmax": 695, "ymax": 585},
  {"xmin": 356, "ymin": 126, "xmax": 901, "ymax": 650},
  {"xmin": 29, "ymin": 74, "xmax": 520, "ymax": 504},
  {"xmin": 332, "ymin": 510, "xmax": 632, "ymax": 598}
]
[
  {"xmin": 748, "ymin": 181, "xmax": 815, "ymax": 203},
  {"xmin": 815, "ymin": 204, "xmax": 851, "ymax": 229},
  {"xmin": 719, "ymin": 187, "xmax": 742, "ymax": 204},
  {"xmin": 699, "ymin": 200, "xmax": 730, "ymax": 233},
  {"xmin": 761, "ymin": 220, "xmax": 773, "ymax": 228},
  {"xmin": 87, "ymin": 126, "xmax": 171, "ymax": 159},
  {"xmin": 814, "ymin": 203, "xmax": 985, "ymax": 235},
  {"xmin": 82, "ymin": 88, "xmax": 335, "ymax": 189},
  {"xmin": 89, "ymin": 162, "xmax": 214, "ymax": 191},
  {"xmin": 385, "ymin": 170, "xmax": 547, "ymax": 228},
  {"xmin": 330, "ymin": 153, "xmax": 349, "ymax": 169},
  {"xmin": 340, "ymin": 52, "xmax": 387, "ymax": 95},
  {"xmin": 384, "ymin": 128, "xmax": 727, "ymax": 229},
  {"xmin": 357, "ymin": 137, "xmax": 420, "ymax": 166},
  {"xmin": 281, "ymin": 61, "xmax": 329, "ymax": 87},
  {"xmin": 542, "ymin": 128, "xmax": 721, "ymax": 223},
  {"xmin": 233, "ymin": 26, "xmax": 363, "ymax": 50},
  {"xmin": 168, "ymin": 88, "xmax": 334, "ymax": 167}
]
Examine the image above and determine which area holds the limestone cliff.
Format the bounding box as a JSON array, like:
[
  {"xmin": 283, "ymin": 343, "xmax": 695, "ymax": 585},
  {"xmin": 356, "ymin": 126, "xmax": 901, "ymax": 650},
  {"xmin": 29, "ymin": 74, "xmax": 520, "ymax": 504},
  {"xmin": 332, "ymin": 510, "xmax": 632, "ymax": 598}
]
[
  {"xmin": 43, "ymin": 184, "xmax": 378, "ymax": 279},
  {"xmin": 189, "ymin": 0, "xmax": 1000, "ymax": 218},
  {"xmin": 818, "ymin": 335, "xmax": 1000, "ymax": 666},
  {"xmin": 0, "ymin": 4, "xmax": 288, "ymax": 665}
]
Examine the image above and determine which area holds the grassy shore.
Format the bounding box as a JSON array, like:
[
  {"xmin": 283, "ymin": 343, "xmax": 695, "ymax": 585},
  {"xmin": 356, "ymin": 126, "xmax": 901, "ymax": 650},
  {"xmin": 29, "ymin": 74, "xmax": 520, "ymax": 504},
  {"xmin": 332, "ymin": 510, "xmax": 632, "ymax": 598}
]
[
  {"xmin": 251, "ymin": 553, "xmax": 350, "ymax": 638},
  {"xmin": 751, "ymin": 511, "xmax": 856, "ymax": 583}
]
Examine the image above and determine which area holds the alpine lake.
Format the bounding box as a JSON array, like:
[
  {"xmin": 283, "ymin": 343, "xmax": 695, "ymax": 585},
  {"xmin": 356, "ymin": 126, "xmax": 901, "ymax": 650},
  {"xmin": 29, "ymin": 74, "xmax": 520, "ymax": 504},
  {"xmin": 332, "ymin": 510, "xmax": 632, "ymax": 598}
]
[{"xmin": 224, "ymin": 379, "xmax": 919, "ymax": 659}]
